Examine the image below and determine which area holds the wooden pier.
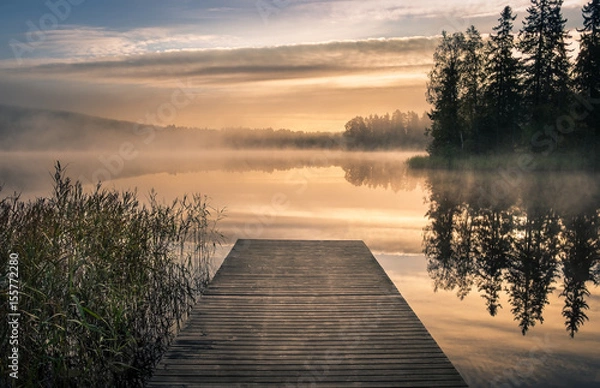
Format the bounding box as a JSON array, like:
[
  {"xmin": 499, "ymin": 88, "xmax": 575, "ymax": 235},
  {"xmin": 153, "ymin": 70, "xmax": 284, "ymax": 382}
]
[{"xmin": 149, "ymin": 239, "xmax": 467, "ymax": 387}]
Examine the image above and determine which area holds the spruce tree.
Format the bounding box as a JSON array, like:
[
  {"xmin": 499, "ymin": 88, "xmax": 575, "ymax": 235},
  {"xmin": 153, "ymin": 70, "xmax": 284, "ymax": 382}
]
[
  {"xmin": 485, "ymin": 6, "xmax": 522, "ymax": 149},
  {"xmin": 519, "ymin": 0, "xmax": 571, "ymax": 124},
  {"xmin": 460, "ymin": 26, "xmax": 486, "ymax": 152},
  {"xmin": 575, "ymin": 0, "xmax": 600, "ymax": 98},
  {"xmin": 426, "ymin": 32, "xmax": 466, "ymax": 157},
  {"xmin": 574, "ymin": 0, "xmax": 600, "ymax": 147}
]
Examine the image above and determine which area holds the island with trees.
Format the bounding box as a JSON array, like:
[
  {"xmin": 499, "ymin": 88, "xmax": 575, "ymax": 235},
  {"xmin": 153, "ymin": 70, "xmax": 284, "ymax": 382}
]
[{"xmin": 411, "ymin": 0, "xmax": 600, "ymax": 170}]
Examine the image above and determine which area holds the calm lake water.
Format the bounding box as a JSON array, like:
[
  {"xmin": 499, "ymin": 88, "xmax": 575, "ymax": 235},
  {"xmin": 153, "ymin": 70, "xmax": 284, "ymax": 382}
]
[{"xmin": 2, "ymin": 149, "xmax": 600, "ymax": 387}]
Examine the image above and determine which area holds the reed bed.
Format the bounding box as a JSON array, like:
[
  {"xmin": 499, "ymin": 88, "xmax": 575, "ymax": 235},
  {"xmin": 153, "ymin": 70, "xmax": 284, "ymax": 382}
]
[{"xmin": 0, "ymin": 162, "xmax": 224, "ymax": 387}]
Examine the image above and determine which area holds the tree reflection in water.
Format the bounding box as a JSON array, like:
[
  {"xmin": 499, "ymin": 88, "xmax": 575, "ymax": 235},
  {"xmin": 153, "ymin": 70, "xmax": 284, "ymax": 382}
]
[
  {"xmin": 423, "ymin": 171, "xmax": 600, "ymax": 337},
  {"xmin": 342, "ymin": 157, "xmax": 419, "ymax": 192}
]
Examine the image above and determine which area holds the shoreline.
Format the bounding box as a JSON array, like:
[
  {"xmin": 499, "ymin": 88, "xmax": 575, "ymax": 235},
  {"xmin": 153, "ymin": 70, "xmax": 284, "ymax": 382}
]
[{"xmin": 407, "ymin": 152, "xmax": 599, "ymax": 172}]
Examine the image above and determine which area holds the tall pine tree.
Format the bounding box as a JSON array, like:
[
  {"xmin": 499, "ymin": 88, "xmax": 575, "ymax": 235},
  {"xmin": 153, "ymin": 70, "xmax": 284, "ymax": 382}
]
[
  {"xmin": 575, "ymin": 0, "xmax": 600, "ymax": 98},
  {"xmin": 426, "ymin": 32, "xmax": 466, "ymax": 157},
  {"xmin": 519, "ymin": 0, "xmax": 571, "ymax": 125},
  {"xmin": 460, "ymin": 26, "xmax": 486, "ymax": 152},
  {"xmin": 485, "ymin": 6, "xmax": 522, "ymax": 150},
  {"xmin": 574, "ymin": 0, "xmax": 600, "ymax": 147}
]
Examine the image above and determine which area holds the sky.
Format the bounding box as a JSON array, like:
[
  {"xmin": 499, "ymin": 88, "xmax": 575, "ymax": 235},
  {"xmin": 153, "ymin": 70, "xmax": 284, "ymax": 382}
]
[{"xmin": 0, "ymin": 0, "xmax": 589, "ymax": 131}]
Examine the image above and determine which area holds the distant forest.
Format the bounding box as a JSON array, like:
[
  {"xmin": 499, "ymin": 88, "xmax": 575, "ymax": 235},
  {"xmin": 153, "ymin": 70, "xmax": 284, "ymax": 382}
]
[
  {"xmin": 0, "ymin": 104, "xmax": 428, "ymax": 151},
  {"xmin": 342, "ymin": 110, "xmax": 430, "ymax": 149},
  {"xmin": 426, "ymin": 0, "xmax": 600, "ymax": 165},
  {"xmin": 169, "ymin": 109, "xmax": 429, "ymax": 150}
]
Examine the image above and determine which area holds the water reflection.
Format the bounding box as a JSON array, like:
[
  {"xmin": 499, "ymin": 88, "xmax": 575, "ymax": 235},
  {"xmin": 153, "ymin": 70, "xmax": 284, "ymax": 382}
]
[
  {"xmin": 0, "ymin": 150, "xmax": 423, "ymax": 196},
  {"xmin": 342, "ymin": 157, "xmax": 419, "ymax": 192},
  {"xmin": 423, "ymin": 171, "xmax": 600, "ymax": 337},
  {"xmin": 3, "ymin": 150, "xmax": 598, "ymax": 385}
]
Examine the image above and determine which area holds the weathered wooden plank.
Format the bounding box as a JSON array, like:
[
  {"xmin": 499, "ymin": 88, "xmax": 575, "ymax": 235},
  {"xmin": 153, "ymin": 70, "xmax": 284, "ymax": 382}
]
[{"xmin": 148, "ymin": 239, "xmax": 467, "ymax": 387}]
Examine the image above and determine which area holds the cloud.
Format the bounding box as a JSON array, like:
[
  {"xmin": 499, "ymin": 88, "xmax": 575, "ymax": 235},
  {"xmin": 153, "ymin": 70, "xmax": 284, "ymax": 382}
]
[
  {"xmin": 0, "ymin": 36, "xmax": 437, "ymax": 130},
  {"xmin": 3, "ymin": 36, "xmax": 438, "ymax": 86},
  {"xmin": 299, "ymin": 0, "xmax": 586, "ymax": 22},
  {"xmin": 7, "ymin": 25, "xmax": 242, "ymax": 60},
  {"xmin": 1, "ymin": 1, "xmax": 586, "ymax": 66}
]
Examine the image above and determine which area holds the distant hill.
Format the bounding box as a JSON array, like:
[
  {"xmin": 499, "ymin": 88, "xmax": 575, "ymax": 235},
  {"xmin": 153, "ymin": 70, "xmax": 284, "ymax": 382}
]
[
  {"xmin": 0, "ymin": 104, "xmax": 343, "ymax": 151},
  {"xmin": 0, "ymin": 104, "xmax": 146, "ymax": 151}
]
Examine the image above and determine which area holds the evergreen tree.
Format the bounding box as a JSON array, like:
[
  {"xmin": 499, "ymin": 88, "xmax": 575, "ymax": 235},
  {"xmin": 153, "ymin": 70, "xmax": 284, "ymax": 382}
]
[
  {"xmin": 575, "ymin": 0, "xmax": 600, "ymax": 98},
  {"xmin": 426, "ymin": 32, "xmax": 466, "ymax": 156},
  {"xmin": 460, "ymin": 26, "xmax": 486, "ymax": 152},
  {"xmin": 485, "ymin": 6, "xmax": 522, "ymax": 149},
  {"xmin": 519, "ymin": 0, "xmax": 571, "ymax": 124},
  {"xmin": 574, "ymin": 0, "xmax": 600, "ymax": 147}
]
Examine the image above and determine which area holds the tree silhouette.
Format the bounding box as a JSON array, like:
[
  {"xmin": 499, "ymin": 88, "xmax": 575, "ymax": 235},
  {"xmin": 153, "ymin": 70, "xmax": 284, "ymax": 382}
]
[
  {"xmin": 574, "ymin": 0, "xmax": 600, "ymax": 161},
  {"xmin": 574, "ymin": 0, "xmax": 600, "ymax": 100},
  {"xmin": 485, "ymin": 6, "xmax": 522, "ymax": 149},
  {"xmin": 427, "ymin": 32, "xmax": 466, "ymax": 156},
  {"xmin": 473, "ymin": 206, "xmax": 514, "ymax": 316},
  {"xmin": 424, "ymin": 173, "xmax": 477, "ymax": 299},
  {"xmin": 342, "ymin": 110, "xmax": 429, "ymax": 149},
  {"xmin": 460, "ymin": 26, "xmax": 486, "ymax": 152},
  {"xmin": 560, "ymin": 208, "xmax": 600, "ymax": 337},
  {"xmin": 422, "ymin": 172, "xmax": 598, "ymax": 336},
  {"xmin": 341, "ymin": 158, "xmax": 418, "ymax": 192},
  {"xmin": 423, "ymin": 1, "xmax": 600, "ymax": 161},
  {"xmin": 519, "ymin": 0, "xmax": 571, "ymax": 121},
  {"xmin": 506, "ymin": 205, "xmax": 560, "ymax": 335}
]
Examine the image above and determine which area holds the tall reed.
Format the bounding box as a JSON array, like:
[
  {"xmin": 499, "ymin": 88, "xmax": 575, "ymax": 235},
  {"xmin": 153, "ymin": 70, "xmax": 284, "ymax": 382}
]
[{"xmin": 0, "ymin": 162, "xmax": 224, "ymax": 387}]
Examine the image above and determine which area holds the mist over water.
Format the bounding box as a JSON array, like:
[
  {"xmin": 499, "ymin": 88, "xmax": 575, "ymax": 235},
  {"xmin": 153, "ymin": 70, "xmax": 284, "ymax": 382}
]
[
  {"xmin": 0, "ymin": 149, "xmax": 422, "ymax": 197},
  {"xmin": 2, "ymin": 149, "xmax": 599, "ymax": 387}
]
